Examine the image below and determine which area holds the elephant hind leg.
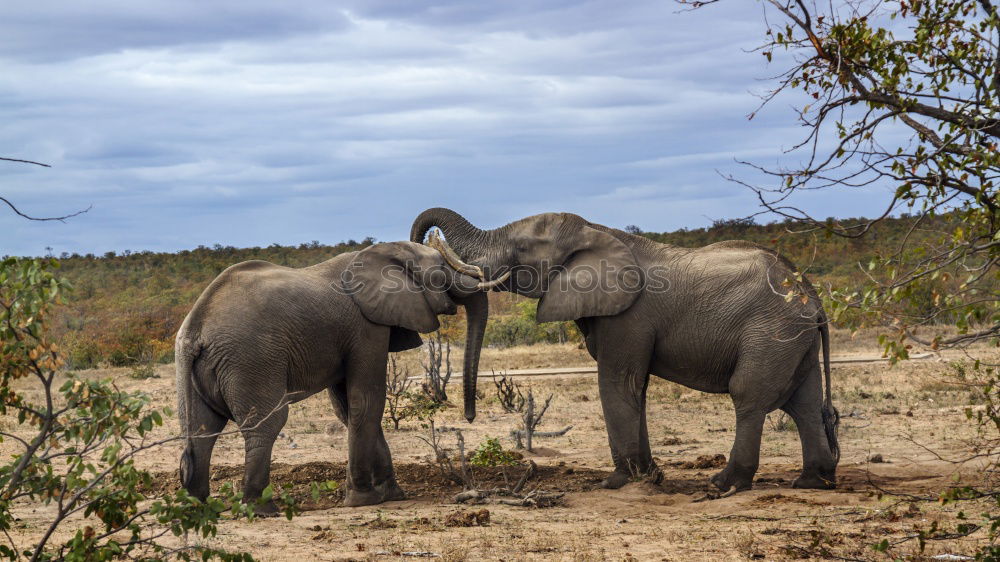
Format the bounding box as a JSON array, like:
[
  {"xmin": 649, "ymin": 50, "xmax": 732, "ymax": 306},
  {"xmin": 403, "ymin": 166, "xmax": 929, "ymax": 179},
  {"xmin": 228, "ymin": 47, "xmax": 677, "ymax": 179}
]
[
  {"xmin": 226, "ymin": 377, "xmax": 290, "ymax": 517},
  {"xmin": 236, "ymin": 403, "xmax": 288, "ymax": 516},
  {"xmin": 179, "ymin": 395, "xmax": 227, "ymax": 501},
  {"xmin": 781, "ymin": 349, "xmax": 837, "ymax": 489},
  {"xmin": 710, "ymin": 408, "xmax": 765, "ymax": 493},
  {"xmin": 712, "ymin": 348, "xmax": 805, "ymax": 493}
]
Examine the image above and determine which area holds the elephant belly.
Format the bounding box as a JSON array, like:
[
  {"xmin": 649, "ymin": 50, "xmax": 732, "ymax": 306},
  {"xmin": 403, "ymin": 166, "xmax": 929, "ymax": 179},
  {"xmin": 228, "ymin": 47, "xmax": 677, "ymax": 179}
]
[
  {"xmin": 285, "ymin": 347, "xmax": 347, "ymax": 400},
  {"xmin": 649, "ymin": 341, "xmax": 736, "ymax": 394}
]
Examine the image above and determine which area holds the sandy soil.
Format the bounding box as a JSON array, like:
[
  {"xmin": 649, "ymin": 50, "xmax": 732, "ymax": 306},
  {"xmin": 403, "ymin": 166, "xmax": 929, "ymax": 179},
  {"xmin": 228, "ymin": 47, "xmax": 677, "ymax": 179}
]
[{"xmin": 3, "ymin": 335, "xmax": 997, "ymax": 560}]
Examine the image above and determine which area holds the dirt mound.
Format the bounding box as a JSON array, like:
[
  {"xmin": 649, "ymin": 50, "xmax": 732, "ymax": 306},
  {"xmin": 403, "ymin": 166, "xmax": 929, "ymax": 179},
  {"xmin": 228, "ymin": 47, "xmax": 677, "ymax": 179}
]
[
  {"xmin": 145, "ymin": 460, "xmax": 948, "ymax": 513},
  {"xmin": 444, "ymin": 508, "xmax": 490, "ymax": 527},
  {"xmin": 147, "ymin": 461, "xmax": 610, "ymax": 511},
  {"xmin": 667, "ymin": 454, "xmax": 727, "ymax": 470}
]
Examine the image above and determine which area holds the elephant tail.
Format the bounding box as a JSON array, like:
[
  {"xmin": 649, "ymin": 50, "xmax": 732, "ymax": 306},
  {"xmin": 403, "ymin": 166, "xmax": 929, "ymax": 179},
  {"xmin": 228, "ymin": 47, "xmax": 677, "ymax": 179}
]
[
  {"xmin": 819, "ymin": 314, "xmax": 840, "ymax": 463},
  {"xmin": 176, "ymin": 334, "xmax": 231, "ymax": 491},
  {"xmin": 176, "ymin": 335, "xmax": 200, "ymax": 492}
]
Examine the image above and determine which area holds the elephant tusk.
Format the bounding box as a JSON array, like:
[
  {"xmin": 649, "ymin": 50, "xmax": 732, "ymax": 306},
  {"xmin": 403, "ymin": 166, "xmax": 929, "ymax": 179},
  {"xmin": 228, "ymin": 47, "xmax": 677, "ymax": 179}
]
[
  {"xmin": 477, "ymin": 269, "xmax": 511, "ymax": 290},
  {"xmin": 427, "ymin": 229, "xmax": 485, "ymax": 279},
  {"xmin": 720, "ymin": 485, "xmax": 739, "ymax": 498}
]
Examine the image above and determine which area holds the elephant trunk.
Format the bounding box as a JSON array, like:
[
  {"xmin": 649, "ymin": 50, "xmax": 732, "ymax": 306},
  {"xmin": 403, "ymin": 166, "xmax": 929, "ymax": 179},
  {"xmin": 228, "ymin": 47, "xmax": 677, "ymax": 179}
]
[
  {"xmin": 454, "ymin": 290, "xmax": 488, "ymax": 423},
  {"xmin": 410, "ymin": 208, "xmax": 511, "ymax": 280}
]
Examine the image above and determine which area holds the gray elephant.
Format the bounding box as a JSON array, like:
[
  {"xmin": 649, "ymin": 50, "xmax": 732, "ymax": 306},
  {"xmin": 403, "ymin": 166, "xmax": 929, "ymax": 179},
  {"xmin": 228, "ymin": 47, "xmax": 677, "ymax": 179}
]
[
  {"xmin": 175, "ymin": 241, "xmax": 499, "ymax": 510},
  {"xmin": 411, "ymin": 209, "xmax": 839, "ymax": 493}
]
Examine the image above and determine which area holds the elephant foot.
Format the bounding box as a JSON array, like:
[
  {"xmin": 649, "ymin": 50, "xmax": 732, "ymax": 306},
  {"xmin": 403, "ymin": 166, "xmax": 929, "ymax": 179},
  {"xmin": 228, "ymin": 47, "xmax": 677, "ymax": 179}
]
[
  {"xmin": 792, "ymin": 469, "xmax": 836, "ymax": 490},
  {"xmin": 645, "ymin": 465, "xmax": 664, "ymax": 485},
  {"xmin": 600, "ymin": 471, "xmax": 631, "ymax": 490},
  {"xmin": 250, "ymin": 499, "xmax": 280, "ymax": 518},
  {"xmin": 344, "ymin": 488, "xmax": 385, "ymax": 507},
  {"xmin": 601, "ymin": 462, "xmax": 661, "ymax": 489},
  {"xmin": 377, "ymin": 479, "xmax": 407, "ymax": 502},
  {"xmin": 710, "ymin": 465, "xmax": 755, "ymax": 494}
]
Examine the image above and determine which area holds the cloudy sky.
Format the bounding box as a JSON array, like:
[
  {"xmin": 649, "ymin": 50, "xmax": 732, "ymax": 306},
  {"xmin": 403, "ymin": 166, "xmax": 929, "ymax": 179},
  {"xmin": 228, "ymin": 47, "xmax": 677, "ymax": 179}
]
[{"xmin": 1, "ymin": 0, "xmax": 891, "ymax": 256}]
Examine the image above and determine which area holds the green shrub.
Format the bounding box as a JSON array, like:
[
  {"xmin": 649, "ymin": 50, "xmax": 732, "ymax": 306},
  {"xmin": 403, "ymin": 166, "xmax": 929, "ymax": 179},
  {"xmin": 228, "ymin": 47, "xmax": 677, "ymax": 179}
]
[
  {"xmin": 484, "ymin": 300, "xmax": 581, "ymax": 348},
  {"xmin": 469, "ymin": 437, "xmax": 519, "ymax": 468},
  {"xmin": 0, "ymin": 257, "xmax": 285, "ymax": 560}
]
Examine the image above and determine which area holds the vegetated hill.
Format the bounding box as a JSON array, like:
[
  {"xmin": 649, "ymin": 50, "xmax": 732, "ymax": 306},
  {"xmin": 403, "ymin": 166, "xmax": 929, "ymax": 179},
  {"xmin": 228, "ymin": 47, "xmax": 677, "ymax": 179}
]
[{"xmin": 45, "ymin": 214, "xmax": 951, "ymax": 369}]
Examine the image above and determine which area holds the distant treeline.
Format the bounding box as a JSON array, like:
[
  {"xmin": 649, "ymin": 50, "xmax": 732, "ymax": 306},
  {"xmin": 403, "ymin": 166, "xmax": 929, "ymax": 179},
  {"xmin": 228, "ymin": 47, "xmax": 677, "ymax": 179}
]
[{"xmin": 41, "ymin": 214, "xmax": 954, "ymax": 369}]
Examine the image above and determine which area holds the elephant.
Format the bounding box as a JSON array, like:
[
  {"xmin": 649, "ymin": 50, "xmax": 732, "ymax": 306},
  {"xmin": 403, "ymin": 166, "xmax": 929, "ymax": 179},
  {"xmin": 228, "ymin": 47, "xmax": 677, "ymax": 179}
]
[
  {"xmin": 175, "ymin": 241, "xmax": 501, "ymax": 510},
  {"xmin": 411, "ymin": 208, "xmax": 839, "ymax": 494}
]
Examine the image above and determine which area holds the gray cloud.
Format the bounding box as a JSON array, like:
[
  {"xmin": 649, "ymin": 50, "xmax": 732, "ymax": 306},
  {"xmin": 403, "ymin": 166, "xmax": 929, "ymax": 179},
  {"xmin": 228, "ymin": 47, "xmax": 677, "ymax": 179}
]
[{"xmin": 1, "ymin": 0, "xmax": 894, "ymax": 256}]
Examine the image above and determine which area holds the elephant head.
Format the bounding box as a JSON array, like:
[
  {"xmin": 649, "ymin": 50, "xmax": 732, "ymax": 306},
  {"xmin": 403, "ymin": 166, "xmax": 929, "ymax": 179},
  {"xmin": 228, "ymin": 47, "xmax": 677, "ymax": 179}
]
[
  {"xmin": 343, "ymin": 241, "xmax": 496, "ymax": 422},
  {"xmin": 410, "ymin": 209, "xmax": 642, "ymax": 323}
]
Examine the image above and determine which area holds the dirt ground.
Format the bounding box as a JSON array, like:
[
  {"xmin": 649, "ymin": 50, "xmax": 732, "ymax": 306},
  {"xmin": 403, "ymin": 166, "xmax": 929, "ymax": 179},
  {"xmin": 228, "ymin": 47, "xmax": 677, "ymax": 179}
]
[{"xmin": 4, "ymin": 333, "xmax": 998, "ymax": 560}]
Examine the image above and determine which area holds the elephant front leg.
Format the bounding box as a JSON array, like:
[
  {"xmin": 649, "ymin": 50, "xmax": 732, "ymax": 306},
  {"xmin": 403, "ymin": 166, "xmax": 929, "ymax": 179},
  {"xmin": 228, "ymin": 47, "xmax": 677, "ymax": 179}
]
[
  {"xmin": 597, "ymin": 363, "xmax": 656, "ymax": 489},
  {"xmin": 331, "ymin": 373, "xmax": 403, "ymax": 501},
  {"xmin": 373, "ymin": 427, "xmax": 405, "ymax": 502},
  {"xmin": 343, "ymin": 356, "xmax": 393, "ymax": 507}
]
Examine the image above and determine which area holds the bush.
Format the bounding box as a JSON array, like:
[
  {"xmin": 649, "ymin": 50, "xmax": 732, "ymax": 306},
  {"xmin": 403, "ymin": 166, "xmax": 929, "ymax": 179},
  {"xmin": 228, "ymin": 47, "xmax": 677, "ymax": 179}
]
[
  {"xmin": 0, "ymin": 257, "xmax": 279, "ymax": 560},
  {"xmin": 484, "ymin": 300, "xmax": 581, "ymax": 348},
  {"xmin": 469, "ymin": 437, "xmax": 519, "ymax": 468}
]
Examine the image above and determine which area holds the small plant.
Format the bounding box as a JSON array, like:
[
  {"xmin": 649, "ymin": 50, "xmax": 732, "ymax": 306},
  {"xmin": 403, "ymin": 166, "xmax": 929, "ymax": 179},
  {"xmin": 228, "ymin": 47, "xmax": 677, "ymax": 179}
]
[
  {"xmin": 493, "ymin": 371, "xmax": 525, "ymax": 413},
  {"xmin": 421, "ymin": 331, "xmax": 452, "ymax": 403},
  {"xmin": 128, "ymin": 359, "xmax": 159, "ymax": 380},
  {"xmin": 405, "ymin": 390, "xmax": 447, "ymax": 421},
  {"xmin": 511, "ymin": 388, "xmax": 571, "ymax": 451},
  {"xmin": 418, "ymin": 420, "xmax": 473, "ymax": 489},
  {"xmin": 469, "ymin": 437, "xmax": 519, "ymax": 468},
  {"xmin": 384, "ymin": 354, "xmax": 414, "ymax": 430},
  {"xmin": 766, "ymin": 411, "xmax": 796, "ymax": 432}
]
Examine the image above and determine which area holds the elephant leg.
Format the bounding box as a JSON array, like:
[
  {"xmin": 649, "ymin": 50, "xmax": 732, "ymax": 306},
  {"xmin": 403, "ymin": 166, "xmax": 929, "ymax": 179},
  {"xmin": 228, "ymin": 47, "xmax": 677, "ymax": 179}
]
[
  {"xmin": 711, "ymin": 349, "xmax": 803, "ymax": 493},
  {"xmin": 342, "ymin": 353, "xmax": 391, "ymax": 507},
  {"xmin": 219, "ymin": 362, "xmax": 288, "ymax": 515},
  {"xmin": 178, "ymin": 396, "xmax": 227, "ymax": 502},
  {"xmin": 710, "ymin": 407, "xmax": 765, "ymax": 493},
  {"xmin": 239, "ymin": 403, "xmax": 288, "ymax": 516},
  {"xmin": 595, "ymin": 335, "xmax": 656, "ymax": 489},
  {"xmin": 327, "ymin": 382, "xmax": 348, "ymax": 427},
  {"xmin": 327, "ymin": 382, "xmax": 404, "ymax": 502},
  {"xmin": 373, "ymin": 427, "xmax": 405, "ymax": 501},
  {"xmin": 781, "ymin": 347, "xmax": 837, "ymax": 489}
]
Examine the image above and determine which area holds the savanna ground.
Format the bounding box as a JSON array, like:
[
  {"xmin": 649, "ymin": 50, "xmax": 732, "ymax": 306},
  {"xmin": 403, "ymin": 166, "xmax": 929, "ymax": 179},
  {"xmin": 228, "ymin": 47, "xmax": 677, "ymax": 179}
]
[{"xmin": 3, "ymin": 330, "xmax": 996, "ymax": 561}]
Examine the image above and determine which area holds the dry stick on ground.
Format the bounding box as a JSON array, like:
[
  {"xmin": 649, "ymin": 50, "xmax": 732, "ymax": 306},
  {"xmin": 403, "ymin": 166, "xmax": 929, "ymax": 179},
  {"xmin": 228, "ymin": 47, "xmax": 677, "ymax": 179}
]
[
  {"xmin": 492, "ymin": 370, "xmax": 525, "ymax": 413},
  {"xmin": 510, "ymin": 389, "xmax": 571, "ymax": 451},
  {"xmin": 383, "ymin": 354, "xmax": 413, "ymax": 430},
  {"xmin": 421, "ymin": 331, "xmax": 451, "ymax": 403}
]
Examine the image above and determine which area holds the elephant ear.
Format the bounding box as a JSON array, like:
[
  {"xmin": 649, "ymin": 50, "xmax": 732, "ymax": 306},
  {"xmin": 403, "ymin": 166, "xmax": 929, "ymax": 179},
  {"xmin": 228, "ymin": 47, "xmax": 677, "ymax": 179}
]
[
  {"xmin": 537, "ymin": 226, "xmax": 641, "ymax": 323},
  {"xmin": 389, "ymin": 326, "xmax": 423, "ymax": 352},
  {"xmin": 345, "ymin": 244, "xmax": 442, "ymax": 334}
]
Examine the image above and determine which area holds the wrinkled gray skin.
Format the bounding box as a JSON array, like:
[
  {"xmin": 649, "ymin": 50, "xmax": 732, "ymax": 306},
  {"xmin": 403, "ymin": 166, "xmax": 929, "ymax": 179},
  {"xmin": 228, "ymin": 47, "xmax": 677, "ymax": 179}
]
[
  {"xmin": 175, "ymin": 242, "xmax": 488, "ymax": 511},
  {"xmin": 411, "ymin": 209, "xmax": 839, "ymax": 493}
]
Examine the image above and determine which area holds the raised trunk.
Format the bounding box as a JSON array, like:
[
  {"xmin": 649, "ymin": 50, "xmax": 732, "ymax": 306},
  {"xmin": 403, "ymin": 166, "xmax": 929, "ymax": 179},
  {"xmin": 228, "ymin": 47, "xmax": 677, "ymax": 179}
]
[
  {"xmin": 454, "ymin": 290, "xmax": 488, "ymax": 422},
  {"xmin": 410, "ymin": 208, "xmax": 510, "ymax": 279}
]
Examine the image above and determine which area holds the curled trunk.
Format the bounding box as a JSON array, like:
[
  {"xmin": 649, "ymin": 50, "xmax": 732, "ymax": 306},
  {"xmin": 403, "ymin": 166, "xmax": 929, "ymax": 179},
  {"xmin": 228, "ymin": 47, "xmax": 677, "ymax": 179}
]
[{"xmin": 410, "ymin": 208, "xmax": 509, "ymax": 278}]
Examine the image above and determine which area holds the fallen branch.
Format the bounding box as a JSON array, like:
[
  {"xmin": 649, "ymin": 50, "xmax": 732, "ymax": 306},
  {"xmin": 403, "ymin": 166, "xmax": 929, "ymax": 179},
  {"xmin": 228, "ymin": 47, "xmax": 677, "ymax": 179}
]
[
  {"xmin": 510, "ymin": 426, "xmax": 573, "ymax": 443},
  {"xmin": 494, "ymin": 490, "xmax": 565, "ymax": 508},
  {"xmin": 512, "ymin": 460, "xmax": 537, "ymax": 494}
]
